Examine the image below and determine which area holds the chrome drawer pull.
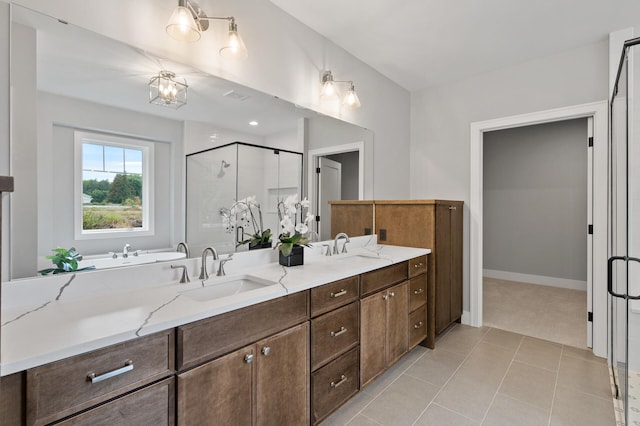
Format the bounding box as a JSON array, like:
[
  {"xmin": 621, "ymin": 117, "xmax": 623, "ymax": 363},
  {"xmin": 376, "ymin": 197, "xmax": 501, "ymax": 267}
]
[
  {"xmin": 449, "ymin": 206, "xmax": 457, "ymax": 210},
  {"xmin": 87, "ymin": 360, "xmax": 133, "ymax": 383},
  {"xmin": 330, "ymin": 326, "xmax": 347, "ymax": 337},
  {"xmin": 414, "ymin": 321, "xmax": 424, "ymax": 329},
  {"xmin": 330, "ymin": 289, "xmax": 347, "ymax": 298},
  {"xmin": 330, "ymin": 374, "xmax": 347, "ymax": 388},
  {"xmin": 413, "ymin": 288, "xmax": 424, "ymax": 295},
  {"xmin": 414, "ymin": 262, "xmax": 423, "ymax": 268}
]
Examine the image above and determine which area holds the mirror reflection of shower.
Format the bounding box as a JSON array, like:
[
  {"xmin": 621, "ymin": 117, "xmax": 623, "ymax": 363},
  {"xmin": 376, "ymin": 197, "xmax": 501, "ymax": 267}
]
[{"xmin": 217, "ymin": 160, "xmax": 231, "ymax": 178}]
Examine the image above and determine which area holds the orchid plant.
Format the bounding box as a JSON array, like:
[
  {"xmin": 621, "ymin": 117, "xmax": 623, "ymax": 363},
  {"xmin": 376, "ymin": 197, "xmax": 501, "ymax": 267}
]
[
  {"xmin": 276, "ymin": 194, "xmax": 315, "ymax": 256},
  {"xmin": 220, "ymin": 196, "xmax": 272, "ymax": 248}
]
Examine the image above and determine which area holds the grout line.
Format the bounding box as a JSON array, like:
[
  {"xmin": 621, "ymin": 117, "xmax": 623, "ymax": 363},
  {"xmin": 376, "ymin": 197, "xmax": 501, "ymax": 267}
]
[
  {"xmin": 410, "ymin": 326, "xmax": 492, "ymax": 425},
  {"xmin": 479, "ymin": 335, "xmax": 526, "ymax": 425},
  {"xmin": 547, "ymin": 345, "xmax": 563, "ymax": 426}
]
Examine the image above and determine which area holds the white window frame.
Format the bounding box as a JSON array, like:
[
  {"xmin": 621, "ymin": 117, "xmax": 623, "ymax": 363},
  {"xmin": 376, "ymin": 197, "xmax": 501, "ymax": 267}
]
[{"xmin": 74, "ymin": 131, "xmax": 155, "ymax": 240}]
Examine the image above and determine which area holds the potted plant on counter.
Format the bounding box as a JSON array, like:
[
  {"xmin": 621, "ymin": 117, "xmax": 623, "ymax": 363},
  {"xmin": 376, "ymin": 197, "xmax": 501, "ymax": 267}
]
[
  {"xmin": 220, "ymin": 196, "xmax": 272, "ymax": 249},
  {"xmin": 276, "ymin": 194, "xmax": 314, "ymax": 266}
]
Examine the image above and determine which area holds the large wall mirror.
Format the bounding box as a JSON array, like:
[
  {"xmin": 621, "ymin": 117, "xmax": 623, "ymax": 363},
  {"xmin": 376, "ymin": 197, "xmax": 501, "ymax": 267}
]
[{"xmin": 8, "ymin": 4, "xmax": 374, "ymax": 279}]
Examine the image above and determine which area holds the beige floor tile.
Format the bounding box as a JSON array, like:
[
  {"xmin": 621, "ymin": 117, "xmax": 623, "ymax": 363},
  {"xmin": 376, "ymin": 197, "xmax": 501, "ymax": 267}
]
[
  {"xmin": 557, "ymin": 356, "xmax": 612, "ymax": 400},
  {"xmin": 361, "ymin": 374, "xmax": 439, "ymax": 425},
  {"xmin": 562, "ymin": 345, "xmax": 607, "ymax": 364},
  {"xmin": 361, "ymin": 346, "xmax": 427, "ymax": 397},
  {"xmin": 435, "ymin": 324, "xmax": 490, "ymax": 356},
  {"xmin": 498, "ymin": 361, "xmax": 557, "ymax": 411},
  {"xmin": 515, "ymin": 336, "xmax": 562, "ymax": 372},
  {"xmin": 481, "ymin": 328, "xmax": 523, "ymax": 350},
  {"xmin": 482, "ymin": 393, "xmax": 550, "ymax": 426},
  {"xmin": 320, "ymin": 391, "xmax": 375, "ymax": 426},
  {"xmin": 346, "ymin": 414, "xmax": 383, "ymax": 426},
  {"xmin": 434, "ymin": 365, "xmax": 503, "ymax": 421},
  {"xmin": 550, "ymin": 385, "xmax": 616, "ymax": 426},
  {"xmin": 404, "ymin": 348, "xmax": 466, "ymax": 387},
  {"xmin": 414, "ymin": 403, "xmax": 479, "ymax": 426}
]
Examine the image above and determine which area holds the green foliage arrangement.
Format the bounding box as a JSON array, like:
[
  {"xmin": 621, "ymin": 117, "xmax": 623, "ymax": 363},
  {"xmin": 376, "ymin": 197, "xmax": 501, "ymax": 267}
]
[{"xmin": 38, "ymin": 247, "xmax": 95, "ymax": 275}]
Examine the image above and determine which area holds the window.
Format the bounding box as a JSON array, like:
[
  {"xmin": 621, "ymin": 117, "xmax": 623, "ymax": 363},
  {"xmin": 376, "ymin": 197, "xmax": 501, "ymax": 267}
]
[{"xmin": 74, "ymin": 131, "xmax": 154, "ymax": 239}]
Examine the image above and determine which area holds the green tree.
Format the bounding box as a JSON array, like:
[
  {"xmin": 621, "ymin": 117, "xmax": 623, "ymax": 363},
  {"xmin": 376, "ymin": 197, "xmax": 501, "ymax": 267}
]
[
  {"xmin": 128, "ymin": 174, "xmax": 142, "ymax": 199},
  {"xmin": 107, "ymin": 174, "xmax": 136, "ymax": 204}
]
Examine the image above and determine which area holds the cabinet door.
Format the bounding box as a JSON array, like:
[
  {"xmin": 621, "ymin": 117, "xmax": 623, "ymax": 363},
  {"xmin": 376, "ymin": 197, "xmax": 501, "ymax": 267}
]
[
  {"xmin": 375, "ymin": 204, "xmax": 434, "ymax": 248},
  {"xmin": 386, "ymin": 282, "xmax": 409, "ymax": 364},
  {"xmin": 360, "ymin": 291, "xmax": 387, "ymax": 387},
  {"xmin": 450, "ymin": 202, "xmax": 463, "ymax": 322},
  {"xmin": 254, "ymin": 322, "xmax": 309, "ymax": 426},
  {"xmin": 435, "ymin": 203, "xmax": 452, "ymax": 333},
  {"xmin": 177, "ymin": 345, "xmax": 253, "ymax": 426}
]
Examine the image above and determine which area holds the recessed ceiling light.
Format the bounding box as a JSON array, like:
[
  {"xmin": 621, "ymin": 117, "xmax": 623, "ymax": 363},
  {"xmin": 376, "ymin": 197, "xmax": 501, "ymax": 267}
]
[{"xmin": 249, "ymin": 121, "xmax": 259, "ymax": 126}]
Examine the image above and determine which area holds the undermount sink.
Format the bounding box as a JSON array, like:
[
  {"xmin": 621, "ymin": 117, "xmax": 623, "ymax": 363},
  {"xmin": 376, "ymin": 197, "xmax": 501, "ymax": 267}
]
[
  {"xmin": 180, "ymin": 275, "xmax": 277, "ymax": 302},
  {"xmin": 334, "ymin": 253, "xmax": 381, "ymax": 262}
]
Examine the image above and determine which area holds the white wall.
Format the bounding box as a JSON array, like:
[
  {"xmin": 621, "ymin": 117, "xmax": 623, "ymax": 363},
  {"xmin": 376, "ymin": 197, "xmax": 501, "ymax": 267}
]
[
  {"xmin": 4, "ymin": 0, "xmax": 410, "ymax": 200},
  {"xmin": 411, "ymin": 40, "xmax": 609, "ymax": 311},
  {"xmin": 483, "ymin": 118, "xmax": 588, "ymax": 284},
  {"xmin": 0, "ymin": 3, "xmax": 9, "ymax": 281}
]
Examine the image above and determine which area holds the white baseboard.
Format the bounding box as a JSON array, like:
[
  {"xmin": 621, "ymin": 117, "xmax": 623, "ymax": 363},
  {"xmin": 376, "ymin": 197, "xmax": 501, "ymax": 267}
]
[
  {"xmin": 461, "ymin": 310, "xmax": 472, "ymax": 326},
  {"xmin": 483, "ymin": 269, "xmax": 587, "ymax": 291}
]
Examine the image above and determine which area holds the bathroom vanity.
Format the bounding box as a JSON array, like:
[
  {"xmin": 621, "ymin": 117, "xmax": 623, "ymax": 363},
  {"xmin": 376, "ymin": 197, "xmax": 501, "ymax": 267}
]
[{"xmin": 0, "ymin": 239, "xmax": 428, "ymax": 425}]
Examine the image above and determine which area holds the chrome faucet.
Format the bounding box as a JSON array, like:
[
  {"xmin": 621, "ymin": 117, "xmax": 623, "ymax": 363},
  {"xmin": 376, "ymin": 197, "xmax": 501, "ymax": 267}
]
[
  {"xmin": 333, "ymin": 233, "xmax": 350, "ymax": 255},
  {"xmin": 176, "ymin": 241, "xmax": 190, "ymax": 258},
  {"xmin": 171, "ymin": 264, "xmax": 190, "ymax": 283},
  {"xmin": 199, "ymin": 247, "xmax": 219, "ymax": 280},
  {"xmin": 123, "ymin": 243, "xmax": 131, "ymax": 258}
]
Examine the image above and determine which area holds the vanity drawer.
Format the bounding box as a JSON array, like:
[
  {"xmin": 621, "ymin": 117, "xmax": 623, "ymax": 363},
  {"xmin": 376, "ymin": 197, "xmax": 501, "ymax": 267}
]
[
  {"xmin": 409, "ymin": 275, "xmax": 427, "ymax": 312},
  {"xmin": 26, "ymin": 329, "xmax": 174, "ymax": 426},
  {"xmin": 360, "ymin": 262, "xmax": 407, "ymax": 296},
  {"xmin": 408, "ymin": 255, "xmax": 427, "ymax": 278},
  {"xmin": 311, "ymin": 347, "xmax": 359, "ymax": 425},
  {"xmin": 310, "ymin": 275, "xmax": 359, "ymax": 317},
  {"xmin": 56, "ymin": 377, "xmax": 174, "ymax": 426},
  {"xmin": 311, "ymin": 302, "xmax": 359, "ymax": 371},
  {"xmin": 409, "ymin": 306, "xmax": 427, "ymax": 350},
  {"xmin": 177, "ymin": 291, "xmax": 309, "ymax": 371}
]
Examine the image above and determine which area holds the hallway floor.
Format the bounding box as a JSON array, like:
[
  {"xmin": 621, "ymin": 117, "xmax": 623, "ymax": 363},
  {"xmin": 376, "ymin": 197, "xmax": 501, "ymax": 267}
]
[
  {"xmin": 320, "ymin": 325, "xmax": 615, "ymax": 426},
  {"xmin": 483, "ymin": 277, "xmax": 587, "ymax": 349}
]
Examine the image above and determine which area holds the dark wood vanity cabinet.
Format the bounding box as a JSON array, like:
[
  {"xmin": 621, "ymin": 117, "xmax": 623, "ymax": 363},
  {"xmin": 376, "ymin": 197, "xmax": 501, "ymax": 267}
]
[
  {"xmin": 309, "ymin": 276, "xmax": 360, "ymax": 425},
  {"xmin": 408, "ymin": 256, "xmax": 428, "ymax": 350},
  {"xmin": 177, "ymin": 322, "xmax": 310, "ymax": 426},
  {"xmin": 359, "ymin": 263, "xmax": 409, "ymax": 388}
]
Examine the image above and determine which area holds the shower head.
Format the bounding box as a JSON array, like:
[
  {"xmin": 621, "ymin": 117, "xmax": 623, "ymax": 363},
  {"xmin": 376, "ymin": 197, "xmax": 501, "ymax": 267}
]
[
  {"xmin": 222, "ymin": 160, "xmax": 230, "ymax": 168},
  {"xmin": 217, "ymin": 160, "xmax": 231, "ymax": 178}
]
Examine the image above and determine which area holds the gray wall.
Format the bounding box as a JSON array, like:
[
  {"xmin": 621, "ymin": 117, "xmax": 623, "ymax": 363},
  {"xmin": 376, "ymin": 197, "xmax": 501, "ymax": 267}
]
[
  {"xmin": 326, "ymin": 151, "xmax": 359, "ymax": 200},
  {"xmin": 483, "ymin": 118, "xmax": 588, "ymax": 281},
  {"xmin": 410, "ymin": 39, "xmax": 609, "ymax": 311}
]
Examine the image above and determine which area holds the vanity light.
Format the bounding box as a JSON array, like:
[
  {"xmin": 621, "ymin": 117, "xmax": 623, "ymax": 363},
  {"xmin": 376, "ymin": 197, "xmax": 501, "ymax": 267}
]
[
  {"xmin": 149, "ymin": 71, "xmax": 188, "ymax": 109},
  {"xmin": 166, "ymin": 0, "xmax": 248, "ymax": 60},
  {"xmin": 321, "ymin": 70, "xmax": 361, "ymax": 109}
]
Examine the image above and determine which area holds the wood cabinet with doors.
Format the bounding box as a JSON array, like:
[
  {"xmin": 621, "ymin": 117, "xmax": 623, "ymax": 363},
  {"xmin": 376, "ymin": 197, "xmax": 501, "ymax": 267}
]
[
  {"xmin": 309, "ymin": 276, "xmax": 360, "ymax": 424},
  {"xmin": 375, "ymin": 200, "xmax": 463, "ymax": 345},
  {"xmin": 359, "ymin": 263, "xmax": 409, "ymax": 388},
  {"xmin": 408, "ymin": 255, "xmax": 428, "ymax": 350},
  {"xmin": 176, "ymin": 291, "xmax": 310, "ymax": 425},
  {"xmin": 177, "ymin": 322, "xmax": 309, "ymax": 426}
]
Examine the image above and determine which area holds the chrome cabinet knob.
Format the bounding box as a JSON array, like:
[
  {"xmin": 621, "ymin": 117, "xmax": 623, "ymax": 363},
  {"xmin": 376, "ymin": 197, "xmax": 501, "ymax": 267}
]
[
  {"xmin": 390, "ymin": 291, "xmax": 395, "ymax": 297},
  {"xmin": 244, "ymin": 354, "xmax": 254, "ymax": 364},
  {"xmin": 261, "ymin": 346, "xmax": 271, "ymax": 356}
]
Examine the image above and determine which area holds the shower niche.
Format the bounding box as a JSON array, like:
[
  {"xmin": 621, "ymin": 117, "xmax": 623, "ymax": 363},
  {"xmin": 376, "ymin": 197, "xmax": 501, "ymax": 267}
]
[{"xmin": 186, "ymin": 142, "xmax": 303, "ymax": 255}]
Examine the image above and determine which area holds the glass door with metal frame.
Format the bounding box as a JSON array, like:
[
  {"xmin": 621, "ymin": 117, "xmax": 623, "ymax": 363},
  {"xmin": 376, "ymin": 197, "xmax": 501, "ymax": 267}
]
[{"xmin": 609, "ymin": 38, "xmax": 640, "ymax": 425}]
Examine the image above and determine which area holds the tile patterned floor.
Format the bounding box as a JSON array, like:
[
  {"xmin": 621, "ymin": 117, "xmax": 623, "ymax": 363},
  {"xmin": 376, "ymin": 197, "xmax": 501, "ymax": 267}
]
[
  {"xmin": 483, "ymin": 277, "xmax": 587, "ymax": 349},
  {"xmin": 320, "ymin": 325, "xmax": 616, "ymax": 426}
]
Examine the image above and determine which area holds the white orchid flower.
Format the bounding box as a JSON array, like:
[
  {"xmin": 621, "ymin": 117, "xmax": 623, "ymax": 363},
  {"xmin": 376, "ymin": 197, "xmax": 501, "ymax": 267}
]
[
  {"xmin": 300, "ymin": 197, "xmax": 310, "ymax": 209},
  {"xmin": 304, "ymin": 212, "xmax": 315, "ymax": 225},
  {"xmin": 280, "ymin": 216, "xmax": 295, "ymax": 235},
  {"xmin": 295, "ymin": 223, "xmax": 308, "ymax": 234}
]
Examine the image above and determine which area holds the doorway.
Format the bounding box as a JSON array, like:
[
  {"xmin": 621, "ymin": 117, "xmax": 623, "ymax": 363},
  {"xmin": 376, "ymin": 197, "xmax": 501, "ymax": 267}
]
[
  {"xmin": 482, "ymin": 118, "xmax": 589, "ymax": 348},
  {"xmin": 308, "ymin": 142, "xmax": 365, "ymax": 240},
  {"xmin": 469, "ymin": 101, "xmax": 608, "ymax": 357}
]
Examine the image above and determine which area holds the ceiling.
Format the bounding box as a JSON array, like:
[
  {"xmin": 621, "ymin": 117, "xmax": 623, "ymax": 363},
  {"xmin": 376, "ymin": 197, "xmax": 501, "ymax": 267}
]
[{"xmin": 270, "ymin": 0, "xmax": 640, "ymax": 92}]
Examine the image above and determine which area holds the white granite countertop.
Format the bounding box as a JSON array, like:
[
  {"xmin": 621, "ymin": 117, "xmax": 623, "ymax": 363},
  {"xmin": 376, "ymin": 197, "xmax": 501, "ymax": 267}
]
[{"xmin": 1, "ymin": 237, "xmax": 429, "ymax": 376}]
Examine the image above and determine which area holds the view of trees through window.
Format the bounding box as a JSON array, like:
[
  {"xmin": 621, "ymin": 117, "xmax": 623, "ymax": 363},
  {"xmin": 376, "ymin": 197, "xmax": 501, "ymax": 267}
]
[{"xmin": 82, "ymin": 142, "xmax": 144, "ymax": 231}]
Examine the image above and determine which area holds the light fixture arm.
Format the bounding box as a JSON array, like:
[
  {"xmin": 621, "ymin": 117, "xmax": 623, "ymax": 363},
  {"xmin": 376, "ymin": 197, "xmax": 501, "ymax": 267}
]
[{"xmin": 183, "ymin": 0, "xmax": 235, "ymax": 27}]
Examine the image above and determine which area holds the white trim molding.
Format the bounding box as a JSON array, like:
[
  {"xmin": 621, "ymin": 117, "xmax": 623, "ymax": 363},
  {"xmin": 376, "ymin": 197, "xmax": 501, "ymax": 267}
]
[{"xmin": 469, "ymin": 100, "xmax": 608, "ymax": 358}]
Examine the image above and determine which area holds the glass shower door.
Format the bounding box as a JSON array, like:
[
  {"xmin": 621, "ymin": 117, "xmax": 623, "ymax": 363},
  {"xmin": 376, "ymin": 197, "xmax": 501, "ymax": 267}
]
[{"xmin": 609, "ymin": 39, "xmax": 640, "ymax": 425}]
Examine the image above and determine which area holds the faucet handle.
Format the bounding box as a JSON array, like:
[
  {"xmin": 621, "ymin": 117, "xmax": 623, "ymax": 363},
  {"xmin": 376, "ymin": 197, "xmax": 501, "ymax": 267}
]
[
  {"xmin": 341, "ymin": 241, "xmax": 348, "ymax": 254},
  {"xmin": 322, "ymin": 244, "xmax": 332, "ymax": 256},
  {"xmin": 108, "ymin": 252, "xmax": 118, "ymax": 259},
  {"xmin": 171, "ymin": 265, "xmax": 190, "ymax": 283},
  {"xmin": 217, "ymin": 256, "xmax": 233, "ymax": 276}
]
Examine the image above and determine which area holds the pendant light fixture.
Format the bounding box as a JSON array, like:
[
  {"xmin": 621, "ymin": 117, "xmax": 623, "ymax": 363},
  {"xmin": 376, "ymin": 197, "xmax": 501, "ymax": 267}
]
[
  {"xmin": 149, "ymin": 71, "xmax": 188, "ymax": 109},
  {"xmin": 166, "ymin": 0, "xmax": 248, "ymax": 60},
  {"xmin": 321, "ymin": 70, "xmax": 361, "ymax": 109}
]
